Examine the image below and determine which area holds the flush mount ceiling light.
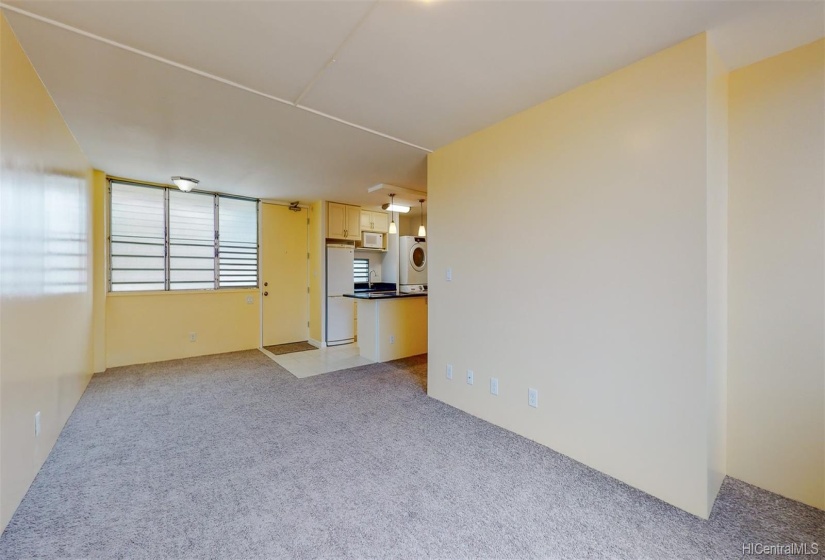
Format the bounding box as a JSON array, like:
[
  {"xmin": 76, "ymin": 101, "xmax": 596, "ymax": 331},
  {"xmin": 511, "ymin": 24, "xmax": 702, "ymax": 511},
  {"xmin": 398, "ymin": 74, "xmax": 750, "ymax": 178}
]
[
  {"xmin": 387, "ymin": 194, "xmax": 398, "ymax": 234},
  {"xmin": 418, "ymin": 199, "xmax": 426, "ymax": 237},
  {"xmin": 171, "ymin": 176, "xmax": 199, "ymax": 192},
  {"xmin": 381, "ymin": 202, "xmax": 411, "ymax": 213}
]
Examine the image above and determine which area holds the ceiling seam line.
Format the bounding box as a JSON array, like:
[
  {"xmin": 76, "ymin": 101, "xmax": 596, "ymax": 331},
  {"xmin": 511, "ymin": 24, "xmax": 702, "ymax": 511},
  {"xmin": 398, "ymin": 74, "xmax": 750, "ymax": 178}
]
[
  {"xmin": 0, "ymin": 3, "xmax": 433, "ymax": 154},
  {"xmin": 293, "ymin": 0, "xmax": 380, "ymax": 107},
  {"xmin": 295, "ymin": 103, "xmax": 435, "ymax": 150}
]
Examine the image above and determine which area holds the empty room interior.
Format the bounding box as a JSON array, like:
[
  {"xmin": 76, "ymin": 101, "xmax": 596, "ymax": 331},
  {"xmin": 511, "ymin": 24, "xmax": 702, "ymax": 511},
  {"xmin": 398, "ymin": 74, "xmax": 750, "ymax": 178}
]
[{"xmin": 1, "ymin": 0, "xmax": 824, "ymax": 558}]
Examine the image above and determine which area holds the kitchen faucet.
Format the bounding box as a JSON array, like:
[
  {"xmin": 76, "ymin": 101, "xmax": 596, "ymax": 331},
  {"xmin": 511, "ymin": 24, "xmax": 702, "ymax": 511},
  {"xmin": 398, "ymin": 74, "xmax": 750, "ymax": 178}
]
[{"xmin": 369, "ymin": 269, "xmax": 377, "ymax": 290}]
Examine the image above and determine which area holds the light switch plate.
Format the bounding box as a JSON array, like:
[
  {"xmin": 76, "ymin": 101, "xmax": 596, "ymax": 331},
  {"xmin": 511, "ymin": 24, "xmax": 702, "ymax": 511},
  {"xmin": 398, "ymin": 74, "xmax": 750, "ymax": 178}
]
[
  {"xmin": 490, "ymin": 378, "xmax": 499, "ymax": 396},
  {"xmin": 467, "ymin": 370, "xmax": 474, "ymax": 385},
  {"xmin": 528, "ymin": 388, "xmax": 538, "ymax": 408},
  {"xmin": 446, "ymin": 364, "xmax": 453, "ymax": 380}
]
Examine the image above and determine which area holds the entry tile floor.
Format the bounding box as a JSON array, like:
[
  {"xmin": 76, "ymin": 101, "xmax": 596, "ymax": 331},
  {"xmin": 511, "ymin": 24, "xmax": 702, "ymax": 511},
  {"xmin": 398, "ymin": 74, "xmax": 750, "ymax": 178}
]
[{"xmin": 260, "ymin": 343, "xmax": 373, "ymax": 378}]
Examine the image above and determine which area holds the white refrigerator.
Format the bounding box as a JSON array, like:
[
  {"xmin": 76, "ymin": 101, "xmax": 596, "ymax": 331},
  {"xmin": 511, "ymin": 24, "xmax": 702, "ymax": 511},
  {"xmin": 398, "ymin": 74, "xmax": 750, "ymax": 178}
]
[{"xmin": 326, "ymin": 245, "xmax": 355, "ymax": 346}]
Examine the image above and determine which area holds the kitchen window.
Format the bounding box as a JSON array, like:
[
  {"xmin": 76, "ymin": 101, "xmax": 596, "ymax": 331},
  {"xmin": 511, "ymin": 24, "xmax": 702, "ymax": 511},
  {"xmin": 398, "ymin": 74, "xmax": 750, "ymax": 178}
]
[
  {"xmin": 109, "ymin": 180, "xmax": 258, "ymax": 292},
  {"xmin": 353, "ymin": 258, "xmax": 369, "ymax": 283}
]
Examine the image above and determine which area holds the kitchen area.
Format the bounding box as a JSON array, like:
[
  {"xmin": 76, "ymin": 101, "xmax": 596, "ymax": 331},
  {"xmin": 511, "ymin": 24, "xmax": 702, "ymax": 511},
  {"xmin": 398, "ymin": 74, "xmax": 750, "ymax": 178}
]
[{"xmin": 324, "ymin": 189, "xmax": 428, "ymax": 363}]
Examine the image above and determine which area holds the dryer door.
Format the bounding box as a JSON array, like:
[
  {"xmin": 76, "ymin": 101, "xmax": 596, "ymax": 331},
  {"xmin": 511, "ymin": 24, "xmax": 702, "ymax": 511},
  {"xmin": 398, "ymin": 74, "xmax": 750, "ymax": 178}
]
[{"xmin": 410, "ymin": 243, "xmax": 426, "ymax": 272}]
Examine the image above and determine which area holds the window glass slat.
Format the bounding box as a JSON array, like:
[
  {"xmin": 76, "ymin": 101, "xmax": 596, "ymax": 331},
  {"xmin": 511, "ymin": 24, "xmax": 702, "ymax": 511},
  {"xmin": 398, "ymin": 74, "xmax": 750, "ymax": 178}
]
[
  {"xmin": 218, "ymin": 198, "xmax": 257, "ymax": 288},
  {"xmin": 110, "ymin": 183, "xmax": 165, "ymax": 290}
]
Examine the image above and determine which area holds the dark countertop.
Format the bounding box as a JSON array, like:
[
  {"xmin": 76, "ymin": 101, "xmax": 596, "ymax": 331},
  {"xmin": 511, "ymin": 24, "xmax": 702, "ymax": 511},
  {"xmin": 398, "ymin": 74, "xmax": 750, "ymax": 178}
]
[
  {"xmin": 354, "ymin": 282, "xmax": 396, "ymax": 292},
  {"xmin": 344, "ymin": 291, "xmax": 427, "ymax": 300},
  {"xmin": 348, "ymin": 282, "xmax": 427, "ymax": 299}
]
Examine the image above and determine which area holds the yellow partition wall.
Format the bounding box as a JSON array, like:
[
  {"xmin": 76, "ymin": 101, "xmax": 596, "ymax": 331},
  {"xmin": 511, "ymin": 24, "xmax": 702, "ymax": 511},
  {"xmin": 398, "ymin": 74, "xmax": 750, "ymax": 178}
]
[{"xmin": 427, "ymin": 35, "xmax": 725, "ymax": 518}]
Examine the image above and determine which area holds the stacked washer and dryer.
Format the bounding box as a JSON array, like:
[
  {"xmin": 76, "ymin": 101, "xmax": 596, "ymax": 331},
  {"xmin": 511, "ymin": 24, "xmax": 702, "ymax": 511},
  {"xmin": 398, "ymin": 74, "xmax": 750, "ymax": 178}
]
[{"xmin": 399, "ymin": 236, "xmax": 427, "ymax": 294}]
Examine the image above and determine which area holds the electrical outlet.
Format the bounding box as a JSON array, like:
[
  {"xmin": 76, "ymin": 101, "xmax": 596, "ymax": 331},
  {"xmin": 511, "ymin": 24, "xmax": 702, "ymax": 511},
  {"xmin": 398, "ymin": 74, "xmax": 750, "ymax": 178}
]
[
  {"xmin": 528, "ymin": 388, "xmax": 538, "ymax": 408},
  {"xmin": 189, "ymin": 332, "xmax": 197, "ymax": 342},
  {"xmin": 446, "ymin": 364, "xmax": 453, "ymax": 380},
  {"xmin": 466, "ymin": 369, "xmax": 474, "ymax": 385},
  {"xmin": 490, "ymin": 378, "xmax": 499, "ymax": 396},
  {"xmin": 246, "ymin": 295, "xmax": 254, "ymax": 304},
  {"xmin": 389, "ymin": 334, "xmax": 395, "ymax": 344},
  {"xmin": 446, "ymin": 268, "xmax": 453, "ymax": 282},
  {"xmin": 34, "ymin": 411, "xmax": 41, "ymax": 437}
]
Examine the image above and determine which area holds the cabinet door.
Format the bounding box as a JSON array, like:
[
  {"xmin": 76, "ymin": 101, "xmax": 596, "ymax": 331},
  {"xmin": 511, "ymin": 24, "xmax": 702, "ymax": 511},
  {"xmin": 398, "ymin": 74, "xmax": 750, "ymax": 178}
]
[
  {"xmin": 360, "ymin": 210, "xmax": 373, "ymax": 231},
  {"xmin": 346, "ymin": 205, "xmax": 361, "ymax": 240},
  {"xmin": 327, "ymin": 202, "xmax": 347, "ymax": 239},
  {"xmin": 371, "ymin": 212, "xmax": 389, "ymax": 234}
]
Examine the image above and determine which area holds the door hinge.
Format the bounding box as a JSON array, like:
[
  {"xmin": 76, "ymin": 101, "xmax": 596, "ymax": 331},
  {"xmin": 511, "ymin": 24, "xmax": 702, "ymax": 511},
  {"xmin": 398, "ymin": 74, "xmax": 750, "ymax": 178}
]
[
  {"xmin": 307, "ymin": 321, "xmax": 310, "ymax": 328},
  {"xmin": 307, "ymin": 287, "xmax": 310, "ymax": 294},
  {"xmin": 307, "ymin": 252, "xmax": 310, "ymax": 260}
]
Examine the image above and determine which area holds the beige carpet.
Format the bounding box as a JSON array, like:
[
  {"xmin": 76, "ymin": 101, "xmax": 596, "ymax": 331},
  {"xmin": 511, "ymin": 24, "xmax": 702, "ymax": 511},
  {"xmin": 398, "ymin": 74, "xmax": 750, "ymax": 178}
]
[
  {"xmin": 0, "ymin": 350, "xmax": 822, "ymax": 559},
  {"xmin": 262, "ymin": 340, "xmax": 317, "ymax": 355}
]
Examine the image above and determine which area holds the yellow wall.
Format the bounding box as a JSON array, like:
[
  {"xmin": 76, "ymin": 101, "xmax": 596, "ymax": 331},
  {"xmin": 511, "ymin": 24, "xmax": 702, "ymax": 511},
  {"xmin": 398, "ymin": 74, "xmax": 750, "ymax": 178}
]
[
  {"xmin": 0, "ymin": 15, "xmax": 94, "ymax": 530},
  {"xmin": 428, "ymin": 35, "xmax": 724, "ymax": 518},
  {"xmin": 728, "ymin": 39, "xmax": 824, "ymax": 510},
  {"xmin": 308, "ymin": 200, "xmax": 324, "ymax": 345},
  {"xmin": 92, "ymin": 170, "xmax": 107, "ymax": 373},
  {"xmin": 105, "ymin": 290, "xmax": 260, "ymax": 368},
  {"xmin": 98, "ymin": 179, "xmax": 262, "ymax": 368},
  {"xmin": 399, "ymin": 212, "xmax": 426, "ymax": 237}
]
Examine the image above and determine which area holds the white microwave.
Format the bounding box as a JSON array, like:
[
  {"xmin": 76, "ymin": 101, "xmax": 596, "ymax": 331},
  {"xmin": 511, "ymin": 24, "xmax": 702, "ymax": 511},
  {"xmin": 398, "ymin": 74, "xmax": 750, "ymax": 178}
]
[{"xmin": 362, "ymin": 232, "xmax": 383, "ymax": 249}]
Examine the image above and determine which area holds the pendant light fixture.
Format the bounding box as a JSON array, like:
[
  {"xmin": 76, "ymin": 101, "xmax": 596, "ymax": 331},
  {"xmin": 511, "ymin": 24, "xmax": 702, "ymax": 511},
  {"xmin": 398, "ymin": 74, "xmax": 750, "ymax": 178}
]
[
  {"xmin": 388, "ymin": 194, "xmax": 398, "ymax": 234},
  {"xmin": 418, "ymin": 199, "xmax": 426, "ymax": 237}
]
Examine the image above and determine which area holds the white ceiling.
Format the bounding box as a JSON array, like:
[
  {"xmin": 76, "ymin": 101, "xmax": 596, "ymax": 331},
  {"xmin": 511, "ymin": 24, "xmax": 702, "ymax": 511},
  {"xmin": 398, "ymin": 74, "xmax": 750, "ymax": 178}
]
[{"xmin": 3, "ymin": 1, "xmax": 823, "ymax": 204}]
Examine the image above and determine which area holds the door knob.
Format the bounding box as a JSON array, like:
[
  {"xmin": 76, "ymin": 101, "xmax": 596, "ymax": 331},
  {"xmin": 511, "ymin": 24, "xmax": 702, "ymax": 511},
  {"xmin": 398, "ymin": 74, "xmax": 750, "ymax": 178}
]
[
  {"xmin": 264, "ymin": 291, "xmax": 268, "ymax": 296},
  {"xmin": 264, "ymin": 282, "xmax": 268, "ymax": 286}
]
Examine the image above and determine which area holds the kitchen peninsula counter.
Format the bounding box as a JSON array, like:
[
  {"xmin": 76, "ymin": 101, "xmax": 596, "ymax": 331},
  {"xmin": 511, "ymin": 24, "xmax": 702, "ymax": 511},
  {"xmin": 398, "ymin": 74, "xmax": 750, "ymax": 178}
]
[{"xmin": 343, "ymin": 292, "xmax": 427, "ymax": 362}]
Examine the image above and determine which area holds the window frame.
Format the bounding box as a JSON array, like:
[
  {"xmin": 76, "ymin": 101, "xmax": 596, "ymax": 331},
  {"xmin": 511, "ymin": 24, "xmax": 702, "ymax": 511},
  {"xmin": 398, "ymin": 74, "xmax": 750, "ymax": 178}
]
[{"xmin": 108, "ymin": 178, "xmax": 259, "ymax": 293}]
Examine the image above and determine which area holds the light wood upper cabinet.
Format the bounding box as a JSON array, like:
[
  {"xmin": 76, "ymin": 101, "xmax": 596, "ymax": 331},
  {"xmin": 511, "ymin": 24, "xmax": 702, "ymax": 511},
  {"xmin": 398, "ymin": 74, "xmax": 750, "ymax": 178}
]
[
  {"xmin": 327, "ymin": 202, "xmax": 361, "ymax": 240},
  {"xmin": 372, "ymin": 211, "xmax": 389, "ymax": 233},
  {"xmin": 345, "ymin": 205, "xmax": 361, "ymax": 240},
  {"xmin": 328, "ymin": 202, "xmax": 347, "ymax": 239},
  {"xmin": 360, "ymin": 210, "xmax": 389, "ymax": 233},
  {"xmin": 360, "ymin": 211, "xmax": 373, "ymax": 231}
]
